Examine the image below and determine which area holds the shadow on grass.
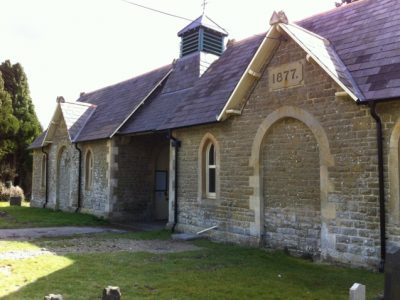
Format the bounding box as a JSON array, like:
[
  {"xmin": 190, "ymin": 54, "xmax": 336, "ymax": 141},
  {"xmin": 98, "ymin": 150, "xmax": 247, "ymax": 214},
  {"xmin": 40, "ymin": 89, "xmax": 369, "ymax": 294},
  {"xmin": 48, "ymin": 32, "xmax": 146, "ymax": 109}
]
[{"xmin": 2, "ymin": 239, "xmax": 384, "ymax": 300}]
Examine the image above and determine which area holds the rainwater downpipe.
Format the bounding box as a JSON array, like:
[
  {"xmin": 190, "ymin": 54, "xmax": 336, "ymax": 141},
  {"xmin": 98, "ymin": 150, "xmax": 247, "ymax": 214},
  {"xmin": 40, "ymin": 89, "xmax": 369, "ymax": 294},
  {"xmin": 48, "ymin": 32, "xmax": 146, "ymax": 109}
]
[
  {"xmin": 74, "ymin": 143, "xmax": 82, "ymax": 213},
  {"xmin": 369, "ymin": 101, "xmax": 386, "ymax": 272},
  {"xmin": 169, "ymin": 130, "xmax": 181, "ymax": 233},
  {"xmin": 41, "ymin": 147, "xmax": 49, "ymax": 208}
]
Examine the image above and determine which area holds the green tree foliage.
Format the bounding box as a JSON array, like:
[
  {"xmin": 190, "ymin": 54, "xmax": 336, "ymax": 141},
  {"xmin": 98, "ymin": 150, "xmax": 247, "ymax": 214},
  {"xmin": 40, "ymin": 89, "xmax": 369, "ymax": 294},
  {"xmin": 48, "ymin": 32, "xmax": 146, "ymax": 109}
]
[
  {"xmin": 0, "ymin": 60, "xmax": 42, "ymax": 190},
  {"xmin": 0, "ymin": 75, "xmax": 19, "ymax": 163}
]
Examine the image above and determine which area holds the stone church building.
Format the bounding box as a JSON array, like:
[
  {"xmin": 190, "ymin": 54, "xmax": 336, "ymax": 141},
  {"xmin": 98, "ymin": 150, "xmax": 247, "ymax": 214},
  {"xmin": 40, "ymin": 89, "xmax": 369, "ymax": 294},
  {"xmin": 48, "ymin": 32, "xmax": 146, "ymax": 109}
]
[{"xmin": 30, "ymin": 0, "xmax": 400, "ymax": 269}]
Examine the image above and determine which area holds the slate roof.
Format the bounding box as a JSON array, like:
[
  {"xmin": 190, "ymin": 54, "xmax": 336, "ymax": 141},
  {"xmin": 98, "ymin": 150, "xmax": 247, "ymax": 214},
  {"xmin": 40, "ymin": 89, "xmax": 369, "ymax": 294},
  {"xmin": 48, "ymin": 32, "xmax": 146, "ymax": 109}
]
[
  {"xmin": 28, "ymin": 102, "xmax": 95, "ymax": 149},
  {"xmin": 28, "ymin": 131, "xmax": 46, "ymax": 149},
  {"xmin": 60, "ymin": 102, "xmax": 97, "ymax": 141},
  {"xmin": 161, "ymin": 34, "xmax": 265, "ymax": 129},
  {"xmin": 30, "ymin": 0, "xmax": 400, "ymax": 149},
  {"xmin": 119, "ymin": 53, "xmax": 202, "ymax": 134},
  {"xmin": 297, "ymin": 0, "xmax": 400, "ymax": 101},
  {"xmin": 75, "ymin": 64, "xmax": 173, "ymax": 142},
  {"xmin": 280, "ymin": 23, "xmax": 364, "ymax": 100}
]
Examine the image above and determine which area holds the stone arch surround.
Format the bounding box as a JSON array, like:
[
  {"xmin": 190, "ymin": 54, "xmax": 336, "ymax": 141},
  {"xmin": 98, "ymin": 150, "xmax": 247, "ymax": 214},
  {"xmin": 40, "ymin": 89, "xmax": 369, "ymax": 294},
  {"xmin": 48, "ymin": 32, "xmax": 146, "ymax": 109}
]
[
  {"xmin": 388, "ymin": 119, "xmax": 400, "ymax": 224},
  {"xmin": 56, "ymin": 145, "xmax": 70, "ymax": 210},
  {"xmin": 197, "ymin": 132, "xmax": 220, "ymax": 202},
  {"xmin": 249, "ymin": 106, "xmax": 336, "ymax": 254}
]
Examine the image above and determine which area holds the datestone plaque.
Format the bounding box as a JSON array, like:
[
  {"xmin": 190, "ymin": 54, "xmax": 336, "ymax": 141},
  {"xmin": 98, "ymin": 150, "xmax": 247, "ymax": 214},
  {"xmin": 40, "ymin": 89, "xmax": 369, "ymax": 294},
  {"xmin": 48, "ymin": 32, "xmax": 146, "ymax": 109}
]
[{"xmin": 269, "ymin": 59, "xmax": 305, "ymax": 91}]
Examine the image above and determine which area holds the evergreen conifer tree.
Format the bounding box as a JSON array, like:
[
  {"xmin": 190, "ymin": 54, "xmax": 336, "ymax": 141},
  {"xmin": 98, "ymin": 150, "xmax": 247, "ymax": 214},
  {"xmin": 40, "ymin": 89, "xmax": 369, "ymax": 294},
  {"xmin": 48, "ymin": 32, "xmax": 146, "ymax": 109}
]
[{"xmin": 0, "ymin": 60, "xmax": 42, "ymax": 192}]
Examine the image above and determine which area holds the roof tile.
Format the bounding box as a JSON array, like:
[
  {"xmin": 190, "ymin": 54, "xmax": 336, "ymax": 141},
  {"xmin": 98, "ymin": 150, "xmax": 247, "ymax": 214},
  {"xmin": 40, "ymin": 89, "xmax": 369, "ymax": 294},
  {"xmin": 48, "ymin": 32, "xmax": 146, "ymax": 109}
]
[{"xmin": 298, "ymin": 0, "xmax": 400, "ymax": 101}]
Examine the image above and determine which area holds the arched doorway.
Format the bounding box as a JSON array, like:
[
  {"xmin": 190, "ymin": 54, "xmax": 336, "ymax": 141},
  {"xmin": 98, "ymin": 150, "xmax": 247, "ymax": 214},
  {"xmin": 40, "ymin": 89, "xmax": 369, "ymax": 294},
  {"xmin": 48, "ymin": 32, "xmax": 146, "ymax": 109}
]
[
  {"xmin": 388, "ymin": 119, "xmax": 400, "ymax": 224},
  {"xmin": 56, "ymin": 146, "xmax": 71, "ymax": 210},
  {"xmin": 249, "ymin": 106, "xmax": 335, "ymax": 257}
]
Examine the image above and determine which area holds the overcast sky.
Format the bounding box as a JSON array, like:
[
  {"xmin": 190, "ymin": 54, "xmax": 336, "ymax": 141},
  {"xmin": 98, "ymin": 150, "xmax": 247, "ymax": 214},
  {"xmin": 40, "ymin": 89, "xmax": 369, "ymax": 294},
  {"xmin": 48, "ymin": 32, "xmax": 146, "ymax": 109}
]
[{"xmin": 0, "ymin": 0, "xmax": 337, "ymax": 128}]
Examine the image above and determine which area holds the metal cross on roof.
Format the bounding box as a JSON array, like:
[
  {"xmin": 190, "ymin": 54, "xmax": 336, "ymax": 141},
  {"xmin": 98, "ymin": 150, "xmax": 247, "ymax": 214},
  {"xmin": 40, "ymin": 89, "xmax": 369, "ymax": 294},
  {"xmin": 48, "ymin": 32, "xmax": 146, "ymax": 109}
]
[{"xmin": 201, "ymin": 0, "xmax": 208, "ymax": 15}]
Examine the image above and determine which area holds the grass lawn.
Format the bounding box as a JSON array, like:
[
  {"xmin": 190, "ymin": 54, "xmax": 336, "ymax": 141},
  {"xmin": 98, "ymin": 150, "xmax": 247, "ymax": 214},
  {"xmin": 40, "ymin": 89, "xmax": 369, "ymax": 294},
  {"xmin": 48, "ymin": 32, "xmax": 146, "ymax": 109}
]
[
  {"xmin": 0, "ymin": 231, "xmax": 383, "ymax": 300},
  {"xmin": 0, "ymin": 202, "xmax": 108, "ymax": 228}
]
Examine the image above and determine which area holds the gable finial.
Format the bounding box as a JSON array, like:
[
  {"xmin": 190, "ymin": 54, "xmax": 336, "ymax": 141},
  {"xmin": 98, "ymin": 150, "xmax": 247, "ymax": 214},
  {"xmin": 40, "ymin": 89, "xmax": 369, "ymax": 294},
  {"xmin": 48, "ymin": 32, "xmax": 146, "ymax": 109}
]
[
  {"xmin": 56, "ymin": 96, "xmax": 65, "ymax": 103},
  {"xmin": 269, "ymin": 11, "xmax": 289, "ymax": 25}
]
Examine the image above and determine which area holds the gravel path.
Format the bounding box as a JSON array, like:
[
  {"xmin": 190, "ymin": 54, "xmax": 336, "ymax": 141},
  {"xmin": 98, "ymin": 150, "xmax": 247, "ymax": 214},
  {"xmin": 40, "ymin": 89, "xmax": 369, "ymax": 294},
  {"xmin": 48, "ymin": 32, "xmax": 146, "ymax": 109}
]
[
  {"xmin": 0, "ymin": 238, "xmax": 201, "ymax": 260},
  {"xmin": 0, "ymin": 226, "xmax": 125, "ymax": 240},
  {"xmin": 0, "ymin": 226, "xmax": 202, "ymax": 260}
]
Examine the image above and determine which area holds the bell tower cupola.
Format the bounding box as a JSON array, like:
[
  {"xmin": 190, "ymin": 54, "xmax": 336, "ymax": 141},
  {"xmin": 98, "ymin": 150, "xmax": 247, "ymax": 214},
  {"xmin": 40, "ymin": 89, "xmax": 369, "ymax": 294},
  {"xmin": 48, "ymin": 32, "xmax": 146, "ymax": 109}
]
[{"xmin": 178, "ymin": 15, "xmax": 228, "ymax": 57}]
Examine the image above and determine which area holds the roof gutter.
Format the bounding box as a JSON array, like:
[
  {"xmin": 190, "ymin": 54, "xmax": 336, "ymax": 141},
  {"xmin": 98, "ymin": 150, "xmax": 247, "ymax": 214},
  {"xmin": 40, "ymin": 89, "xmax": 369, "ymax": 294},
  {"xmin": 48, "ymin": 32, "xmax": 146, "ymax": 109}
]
[
  {"xmin": 41, "ymin": 147, "xmax": 49, "ymax": 208},
  {"xmin": 368, "ymin": 101, "xmax": 386, "ymax": 272}
]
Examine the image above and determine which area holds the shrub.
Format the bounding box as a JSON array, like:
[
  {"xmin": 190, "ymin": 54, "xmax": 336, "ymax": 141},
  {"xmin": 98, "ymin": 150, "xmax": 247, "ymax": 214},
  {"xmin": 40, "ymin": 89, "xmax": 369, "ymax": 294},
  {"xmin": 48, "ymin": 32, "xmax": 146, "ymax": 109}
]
[
  {"xmin": 0, "ymin": 164, "xmax": 16, "ymax": 182},
  {"xmin": 0, "ymin": 182, "xmax": 25, "ymax": 202}
]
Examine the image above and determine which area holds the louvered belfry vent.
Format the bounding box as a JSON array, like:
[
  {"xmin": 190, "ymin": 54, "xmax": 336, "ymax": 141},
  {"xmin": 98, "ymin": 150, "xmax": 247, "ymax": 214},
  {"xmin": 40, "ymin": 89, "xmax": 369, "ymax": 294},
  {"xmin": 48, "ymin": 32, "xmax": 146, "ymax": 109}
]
[
  {"xmin": 178, "ymin": 15, "xmax": 228, "ymax": 57},
  {"xmin": 181, "ymin": 30, "xmax": 200, "ymax": 56}
]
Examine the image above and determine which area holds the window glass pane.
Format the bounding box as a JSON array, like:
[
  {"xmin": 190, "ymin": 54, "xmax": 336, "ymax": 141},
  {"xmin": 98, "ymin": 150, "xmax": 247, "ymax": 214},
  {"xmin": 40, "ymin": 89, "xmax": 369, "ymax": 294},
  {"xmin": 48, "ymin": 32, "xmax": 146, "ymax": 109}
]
[
  {"xmin": 155, "ymin": 171, "xmax": 167, "ymax": 191},
  {"xmin": 41, "ymin": 156, "xmax": 46, "ymax": 187},
  {"xmin": 209, "ymin": 168, "xmax": 216, "ymax": 193},
  {"xmin": 208, "ymin": 144, "xmax": 215, "ymax": 165},
  {"xmin": 86, "ymin": 151, "xmax": 92, "ymax": 189}
]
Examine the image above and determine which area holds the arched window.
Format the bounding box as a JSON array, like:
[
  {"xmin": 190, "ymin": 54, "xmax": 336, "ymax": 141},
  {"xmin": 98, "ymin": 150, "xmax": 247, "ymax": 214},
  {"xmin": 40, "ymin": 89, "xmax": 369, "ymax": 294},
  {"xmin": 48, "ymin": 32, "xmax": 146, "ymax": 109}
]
[
  {"xmin": 41, "ymin": 154, "xmax": 46, "ymax": 188},
  {"xmin": 198, "ymin": 133, "xmax": 219, "ymax": 201},
  {"xmin": 206, "ymin": 143, "xmax": 216, "ymax": 198},
  {"xmin": 85, "ymin": 150, "xmax": 94, "ymax": 190}
]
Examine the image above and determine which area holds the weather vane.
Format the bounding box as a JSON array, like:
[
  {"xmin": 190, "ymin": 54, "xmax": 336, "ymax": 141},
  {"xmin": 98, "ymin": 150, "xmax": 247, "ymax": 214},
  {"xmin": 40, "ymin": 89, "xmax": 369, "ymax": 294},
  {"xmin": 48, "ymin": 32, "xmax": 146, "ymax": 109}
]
[{"xmin": 201, "ymin": 0, "xmax": 208, "ymax": 15}]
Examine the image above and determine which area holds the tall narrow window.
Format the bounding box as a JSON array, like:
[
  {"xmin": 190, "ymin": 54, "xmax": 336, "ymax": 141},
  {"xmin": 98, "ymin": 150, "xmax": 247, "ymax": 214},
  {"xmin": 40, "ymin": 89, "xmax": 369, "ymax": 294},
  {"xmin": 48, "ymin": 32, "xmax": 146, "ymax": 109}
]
[
  {"xmin": 41, "ymin": 154, "xmax": 46, "ymax": 188},
  {"xmin": 85, "ymin": 150, "xmax": 93, "ymax": 190},
  {"xmin": 206, "ymin": 143, "xmax": 216, "ymax": 198}
]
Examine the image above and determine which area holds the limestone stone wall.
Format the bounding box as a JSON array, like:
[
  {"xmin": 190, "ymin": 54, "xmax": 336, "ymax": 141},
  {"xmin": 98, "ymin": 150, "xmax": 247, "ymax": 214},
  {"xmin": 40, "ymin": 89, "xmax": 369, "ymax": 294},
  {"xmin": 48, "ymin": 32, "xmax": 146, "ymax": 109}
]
[
  {"xmin": 79, "ymin": 140, "xmax": 111, "ymax": 217},
  {"xmin": 173, "ymin": 38, "xmax": 399, "ymax": 268},
  {"xmin": 31, "ymin": 119, "xmax": 111, "ymax": 217},
  {"xmin": 31, "ymin": 119, "xmax": 79, "ymax": 211},
  {"xmin": 262, "ymin": 117, "xmax": 321, "ymax": 255},
  {"xmin": 31, "ymin": 149, "xmax": 46, "ymax": 206}
]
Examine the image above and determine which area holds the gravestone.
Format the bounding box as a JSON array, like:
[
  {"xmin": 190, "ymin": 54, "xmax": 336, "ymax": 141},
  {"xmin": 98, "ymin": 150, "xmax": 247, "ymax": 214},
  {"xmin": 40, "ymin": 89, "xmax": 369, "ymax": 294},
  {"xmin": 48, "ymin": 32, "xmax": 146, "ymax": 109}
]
[
  {"xmin": 44, "ymin": 294, "xmax": 63, "ymax": 300},
  {"xmin": 385, "ymin": 246, "xmax": 400, "ymax": 300},
  {"xmin": 10, "ymin": 196, "xmax": 21, "ymax": 206},
  {"xmin": 349, "ymin": 283, "xmax": 365, "ymax": 300},
  {"xmin": 102, "ymin": 286, "xmax": 121, "ymax": 300}
]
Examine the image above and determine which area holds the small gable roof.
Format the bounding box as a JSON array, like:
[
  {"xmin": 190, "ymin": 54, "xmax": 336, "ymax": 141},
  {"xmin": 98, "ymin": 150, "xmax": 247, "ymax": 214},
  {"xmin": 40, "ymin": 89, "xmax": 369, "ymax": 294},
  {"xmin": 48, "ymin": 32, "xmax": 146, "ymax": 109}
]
[
  {"xmin": 178, "ymin": 15, "xmax": 228, "ymax": 37},
  {"xmin": 29, "ymin": 101, "xmax": 96, "ymax": 149}
]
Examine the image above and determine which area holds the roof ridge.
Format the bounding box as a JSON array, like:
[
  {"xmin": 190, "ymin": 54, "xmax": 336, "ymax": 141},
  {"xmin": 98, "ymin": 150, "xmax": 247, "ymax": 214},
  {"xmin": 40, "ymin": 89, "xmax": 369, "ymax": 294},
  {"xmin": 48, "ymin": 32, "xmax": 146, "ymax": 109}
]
[
  {"xmin": 62, "ymin": 101, "xmax": 96, "ymax": 108},
  {"xmin": 230, "ymin": 33, "xmax": 266, "ymax": 46},
  {"xmin": 295, "ymin": 0, "xmax": 369, "ymax": 25},
  {"xmin": 79, "ymin": 63, "xmax": 173, "ymax": 100},
  {"xmin": 286, "ymin": 23, "xmax": 329, "ymax": 43}
]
